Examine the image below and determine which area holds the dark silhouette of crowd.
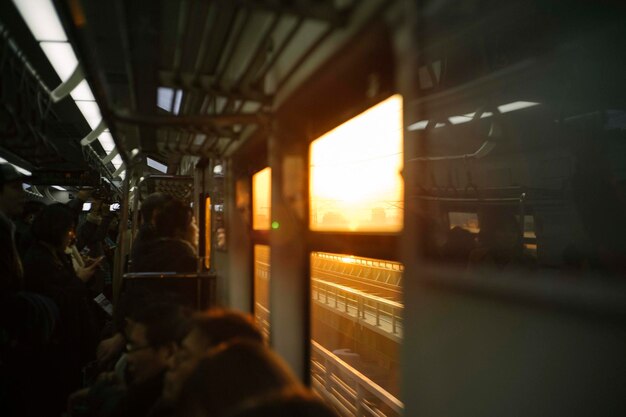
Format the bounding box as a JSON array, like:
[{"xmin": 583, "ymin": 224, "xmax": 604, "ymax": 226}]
[{"xmin": 0, "ymin": 164, "xmax": 338, "ymax": 417}]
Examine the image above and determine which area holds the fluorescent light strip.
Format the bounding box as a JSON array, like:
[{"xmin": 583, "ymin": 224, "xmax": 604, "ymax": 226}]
[
  {"xmin": 70, "ymin": 80, "xmax": 95, "ymax": 101},
  {"xmin": 111, "ymin": 154, "xmax": 123, "ymax": 168},
  {"xmin": 498, "ymin": 101, "xmax": 540, "ymax": 113},
  {"xmin": 12, "ymin": 0, "xmax": 67, "ymax": 41},
  {"xmin": 173, "ymin": 89, "xmax": 183, "ymax": 115},
  {"xmin": 98, "ymin": 131, "xmax": 116, "ymax": 153},
  {"xmin": 147, "ymin": 157, "xmax": 168, "ymax": 173},
  {"xmin": 407, "ymin": 120, "xmax": 428, "ymax": 131},
  {"xmin": 75, "ymin": 101, "xmax": 103, "ymax": 130},
  {"xmin": 51, "ymin": 185, "xmax": 66, "ymax": 191},
  {"xmin": 39, "ymin": 42, "xmax": 78, "ymax": 82}
]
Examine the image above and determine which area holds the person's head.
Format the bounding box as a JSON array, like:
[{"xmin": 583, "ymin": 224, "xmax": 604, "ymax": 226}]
[
  {"xmin": 31, "ymin": 203, "xmax": 76, "ymax": 250},
  {"xmin": 154, "ymin": 199, "xmax": 197, "ymax": 246},
  {"xmin": 0, "ymin": 164, "xmax": 27, "ymax": 217},
  {"xmin": 125, "ymin": 301, "xmax": 189, "ymax": 385},
  {"xmin": 176, "ymin": 341, "xmax": 300, "ymax": 417},
  {"xmin": 221, "ymin": 388, "xmax": 339, "ymax": 417},
  {"xmin": 140, "ymin": 192, "xmax": 171, "ymax": 226},
  {"xmin": 21, "ymin": 201, "xmax": 46, "ymax": 225},
  {"xmin": 163, "ymin": 309, "xmax": 263, "ymax": 402}
]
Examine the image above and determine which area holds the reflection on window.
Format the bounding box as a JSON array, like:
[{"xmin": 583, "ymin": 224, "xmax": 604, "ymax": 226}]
[
  {"xmin": 204, "ymin": 197, "xmax": 211, "ymax": 269},
  {"xmin": 449, "ymin": 212, "xmax": 479, "ymax": 233},
  {"xmin": 310, "ymin": 95, "xmax": 404, "ymax": 232},
  {"xmin": 254, "ymin": 245, "xmax": 270, "ymax": 339},
  {"xmin": 310, "ymin": 252, "xmax": 403, "ymax": 417},
  {"xmin": 252, "ymin": 168, "xmax": 271, "ymax": 230}
]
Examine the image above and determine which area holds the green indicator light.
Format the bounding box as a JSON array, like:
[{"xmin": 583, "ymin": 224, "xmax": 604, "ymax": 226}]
[{"xmin": 271, "ymin": 221, "xmax": 280, "ymax": 230}]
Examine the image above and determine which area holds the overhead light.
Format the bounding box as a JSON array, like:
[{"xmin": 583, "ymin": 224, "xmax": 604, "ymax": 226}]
[
  {"xmin": 39, "ymin": 42, "xmax": 79, "ymax": 83},
  {"xmin": 98, "ymin": 131, "xmax": 116, "ymax": 153},
  {"xmin": 130, "ymin": 148, "xmax": 140, "ymax": 157},
  {"xmin": 434, "ymin": 122, "xmax": 446, "ymax": 128},
  {"xmin": 213, "ymin": 164, "xmax": 223, "ymax": 175},
  {"xmin": 147, "ymin": 157, "xmax": 167, "ymax": 173},
  {"xmin": 157, "ymin": 87, "xmax": 183, "ymax": 114},
  {"xmin": 498, "ymin": 101, "xmax": 540, "ymax": 113},
  {"xmin": 111, "ymin": 154, "xmax": 123, "ymax": 168},
  {"xmin": 51, "ymin": 185, "xmax": 66, "ymax": 191},
  {"xmin": 193, "ymin": 134, "xmax": 207, "ymax": 146},
  {"xmin": 12, "ymin": 0, "xmax": 67, "ymax": 41},
  {"xmin": 70, "ymin": 80, "xmax": 95, "ymax": 101},
  {"xmin": 75, "ymin": 100, "xmax": 102, "ymax": 130},
  {"xmin": 407, "ymin": 120, "xmax": 429, "ymax": 131},
  {"xmin": 448, "ymin": 115, "xmax": 474, "ymax": 125}
]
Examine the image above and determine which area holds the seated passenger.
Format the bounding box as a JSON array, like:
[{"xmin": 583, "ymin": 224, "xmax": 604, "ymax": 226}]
[
  {"xmin": 76, "ymin": 301, "xmax": 189, "ymax": 417},
  {"xmin": 130, "ymin": 193, "xmax": 171, "ymax": 270},
  {"xmin": 131, "ymin": 199, "xmax": 198, "ymax": 273},
  {"xmin": 176, "ymin": 341, "xmax": 301, "ymax": 417},
  {"xmin": 160, "ymin": 309, "xmax": 264, "ymax": 410}
]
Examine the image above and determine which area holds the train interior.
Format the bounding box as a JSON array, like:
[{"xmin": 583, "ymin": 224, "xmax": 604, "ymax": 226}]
[{"xmin": 1, "ymin": 0, "xmax": 625, "ymax": 416}]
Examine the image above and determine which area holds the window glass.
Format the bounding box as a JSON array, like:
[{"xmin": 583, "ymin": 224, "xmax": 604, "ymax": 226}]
[
  {"xmin": 252, "ymin": 168, "xmax": 271, "ymax": 230},
  {"xmin": 310, "ymin": 251, "xmax": 403, "ymax": 416},
  {"xmin": 254, "ymin": 245, "xmax": 270, "ymax": 339},
  {"xmin": 310, "ymin": 95, "xmax": 404, "ymax": 232}
]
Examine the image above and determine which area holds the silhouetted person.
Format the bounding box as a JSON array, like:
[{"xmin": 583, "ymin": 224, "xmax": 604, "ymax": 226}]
[
  {"xmin": 176, "ymin": 341, "xmax": 301, "ymax": 417},
  {"xmin": 130, "ymin": 193, "xmax": 171, "ymax": 269},
  {"xmin": 441, "ymin": 226, "xmax": 476, "ymax": 266},
  {"xmin": 14, "ymin": 200, "xmax": 45, "ymax": 258},
  {"xmin": 132, "ymin": 199, "xmax": 197, "ymax": 273}
]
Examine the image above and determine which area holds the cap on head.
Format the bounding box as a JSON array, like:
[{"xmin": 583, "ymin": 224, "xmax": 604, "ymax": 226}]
[{"xmin": 0, "ymin": 163, "xmax": 29, "ymax": 185}]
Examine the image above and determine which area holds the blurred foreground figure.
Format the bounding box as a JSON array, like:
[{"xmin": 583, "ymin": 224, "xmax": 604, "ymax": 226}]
[{"xmin": 176, "ymin": 340, "xmax": 303, "ymax": 417}]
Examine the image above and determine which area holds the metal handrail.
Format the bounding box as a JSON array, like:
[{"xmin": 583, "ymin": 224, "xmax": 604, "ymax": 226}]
[
  {"xmin": 314, "ymin": 252, "xmax": 404, "ymax": 272},
  {"xmin": 311, "ymin": 340, "xmax": 404, "ymax": 416},
  {"xmin": 312, "ymin": 278, "xmax": 403, "ymax": 339}
]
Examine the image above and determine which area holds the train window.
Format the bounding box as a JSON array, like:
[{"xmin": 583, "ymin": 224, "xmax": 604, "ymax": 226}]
[
  {"xmin": 252, "ymin": 167, "xmax": 271, "ymax": 230},
  {"xmin": 309, "ymin": 95, "xmax": 404, "ymax": 232},
  {"xmin": 254, "ymin": 245, "xmax": 270, "ymax": 339},
  {"xmin": 310, "ymin": 251, "xmax": 403, "ymax": 416},
  {"xmin": 448, "ymin": 212, "xmax": 479, "ymax": 233}
]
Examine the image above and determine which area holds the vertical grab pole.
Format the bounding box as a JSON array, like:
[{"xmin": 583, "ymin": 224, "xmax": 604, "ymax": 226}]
[{"xmin": 113, "ymin": 171, "xmax": 132, "ymax": 304}]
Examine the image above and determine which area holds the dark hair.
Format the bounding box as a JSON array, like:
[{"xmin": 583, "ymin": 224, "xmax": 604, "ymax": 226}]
[
  {"xmin": 21, "ymin": 201, "xmax": 46, "ymax": 220},
  {"xmin": 154, "ymin": 199, "xmax": 192, "ymax": 238},
  {"xmin": 223, "ymin": 388, "xmax": 339, "ymax": 417},
  {"xmin": 130, "ymin": 301, "xmax": 190, "ymax": 348},
  {"xmin": 140, "ymin": 192, "xmax": 171, "ymax": 225},
  {"xmin": 31, "ymin": 203, "xmax": 75, "ymax": 247},
  {"xmin": 177, "ymin": 341, "xmax": 299, "ymax": 417},
  {"xmin": 190, "ymin": 309, "xmax": 264, "ymax": 348}
]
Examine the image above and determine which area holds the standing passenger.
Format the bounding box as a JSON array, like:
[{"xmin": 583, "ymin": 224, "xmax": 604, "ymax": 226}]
[{"xmin": 0, "ymin": 163, "xmax": 27, "ymax": 291}]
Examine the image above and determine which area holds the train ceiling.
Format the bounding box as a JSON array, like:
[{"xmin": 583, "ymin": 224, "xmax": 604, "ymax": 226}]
[{"xmin": 1, "ymin": 0, "xmax": 396, "ymax": 181}]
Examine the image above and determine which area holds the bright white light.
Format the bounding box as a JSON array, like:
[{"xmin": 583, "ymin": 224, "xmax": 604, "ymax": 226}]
[
  {"xmin": 75, "ymin": 101, "xmax": 102, "ymax": 130},
  {"xmin": 119, "ymin": 171, "xmax": 126, "ymax": 180},
  {"xmin": 147, "ymin": 157, "xmax": 167, "ymax": 173},
  {"xmin": 434, "ymin": 122, "xmax": 446, "ymax": 128},
  {"xmin": 157, "ymin": 87, "xmax": 174, "ymax": 111},
  {"xmin": 12, "ymin": 0, "xmax": 67, "ymax": 41},
  {"xmin": 82, "ymin": 202, "xmax": 92, "ymax": 211},
  {"xmin": 173, "ymin": 89, "xmax": 183, "ymax": 115},
  {"xmin": 111, "ymin": 155, "xmax": 123, "ymax": 168},
  {"xmin": 98, "ymin": 132, "xmax": 116, "ymax": 153},
  {"xmin": 70, "ymin": 80, "xmax": 95, "ymax": 101},
  {"xmin": 51, "ymin": 185, "xmax": 66, "ymax": 191},
  {"xmin": 498, "ymin": 101, "xmax": 540, "ymax": 113},
  {"xmin": 157, "ymin": 87, "xmax": 183, "ymax": 114},
  {"xmin": 407, "ymin": 120, "xmax": 429, "ymax": 131},
  {"xmin": 39, "ymin": 42, "xmax": 78, "ymax": 83},
  {"xmin": 448, "ymin": 115, "xmax": 474, "ymax": 125},
  {"xmin": 213, "ymin": 164, "xmax": 223, "ymax": 175},
  {"xmin": 130, "ymin": 148, "xmax": 140, "ymax": 158}
]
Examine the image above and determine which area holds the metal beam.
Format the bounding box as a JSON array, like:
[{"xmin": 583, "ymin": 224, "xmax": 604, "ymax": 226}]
[
  {"xmin": 227, "ymin": 0, "xmax": 349, "ymax": 26},
  {"xmin": 158, "ymin": 71, "xmax": 272, "ymax": 104},
  {"xmin": 112, "ymin": 110, "xmax": 267, "ymax": 129}
]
